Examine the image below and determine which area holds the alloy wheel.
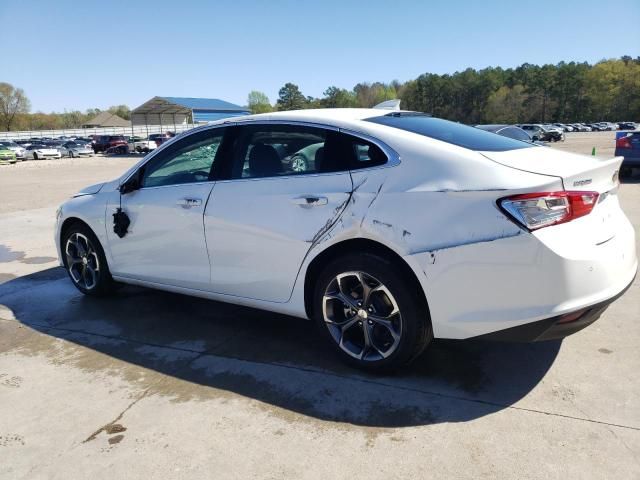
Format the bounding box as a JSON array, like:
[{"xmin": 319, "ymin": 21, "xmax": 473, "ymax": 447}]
[
  {"xmin": 322, "ymin": 271, "xmax": 402, "ymax": 361},
  {"xmin": 291, "ymin": 156, "xmax": 307, "ymax": 172},
  {"xmin": 65, "ymin": 232, "xmax": 100, "ymax": 290}
]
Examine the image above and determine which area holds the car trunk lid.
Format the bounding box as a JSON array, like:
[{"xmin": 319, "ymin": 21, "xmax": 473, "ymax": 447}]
[
  {"xmin": 482, "ymin": 147, "xmax": 624, "ymax": 244},
  {"xmin": 480, "ymin": 147, "xmax": 622, "ymax": 194}
]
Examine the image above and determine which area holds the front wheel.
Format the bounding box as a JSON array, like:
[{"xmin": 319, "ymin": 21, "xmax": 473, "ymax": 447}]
[
  {"xmin": 33, "ymin": 153, "xmax": 38, "ymax": 160},
  {"xmin": 313, "ymin": 253, "xmax": 432, "ymax": 371},
  {"xmin": 62, "ymin": 223, "xmax": 115, "ymax": 296}
]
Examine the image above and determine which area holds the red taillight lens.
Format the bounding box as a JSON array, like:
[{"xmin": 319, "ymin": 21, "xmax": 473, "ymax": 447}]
[
  {"xmin": 616, "ymin": 136, "xmax": 632, "ymax": 149},
  {"xmin": 499, "ymin": 191, "xmax": 599, "ymax": 231}
]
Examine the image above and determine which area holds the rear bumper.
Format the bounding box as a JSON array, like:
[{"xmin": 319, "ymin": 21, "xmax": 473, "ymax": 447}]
[
  {"xmin": 621, "ymin": 156, "xmax": 640, "ymax": 168},
  {"xmin": 474, "ymin": 272, "xmax": 635, "ymax": 341}
]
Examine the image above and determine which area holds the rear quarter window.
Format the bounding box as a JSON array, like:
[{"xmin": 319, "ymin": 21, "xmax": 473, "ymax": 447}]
[{"xmin": 366, "ymin": 115, "xmax": 533, "ymax": 152}]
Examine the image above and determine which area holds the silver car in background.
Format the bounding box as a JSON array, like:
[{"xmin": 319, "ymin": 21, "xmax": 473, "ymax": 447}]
[
  {"xmin": 62, "ymin": 141, "xmax": 94, "ymax": 158},
  {"xmin": 0, "ymin": 140, "xmax": 26, "ymax": 160}
]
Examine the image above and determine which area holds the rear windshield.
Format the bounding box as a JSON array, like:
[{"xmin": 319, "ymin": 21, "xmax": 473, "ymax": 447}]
[{"xmin": 365, "ymin": 114, "xmax": 533, "ymax": 152}]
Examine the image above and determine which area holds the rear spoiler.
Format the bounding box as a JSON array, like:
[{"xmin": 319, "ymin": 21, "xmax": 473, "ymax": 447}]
[{"xmin": 373, "ymin": 99, "xmax": 401, "ymax": 111}]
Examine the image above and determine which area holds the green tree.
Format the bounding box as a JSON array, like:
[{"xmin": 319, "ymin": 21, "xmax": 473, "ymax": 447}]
[
  {"xmin": 108, "ymin": 104, "xmax": 131, "ymax": 120},
  {"xmin": 276, "ymin": 83, "xmax": 307, "ymax": 111},
  {"xmin": 484, "ymin": 85, "xmax": 528, "ymax": 123},
  {"xmin": 0, "ymin": 82, "xmax": 30, "ymax": 131},
  {"xmin": 321, "ymin": 86, "xmax": 357, "ymax": 107},
  {"xmin": 247, "ymin": 91, "xmax": 273, "ymax": 114}
]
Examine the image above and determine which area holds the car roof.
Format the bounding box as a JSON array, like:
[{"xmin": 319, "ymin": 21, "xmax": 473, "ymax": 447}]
[{"xmin": 208, "ymin": 108, "xmax": 391, "ymax": 129}]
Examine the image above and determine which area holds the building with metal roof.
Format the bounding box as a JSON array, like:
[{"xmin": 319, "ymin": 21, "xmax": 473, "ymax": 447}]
[{"xmin": 131, "ymin": 96, "xmax": 250, "ymax": 128}]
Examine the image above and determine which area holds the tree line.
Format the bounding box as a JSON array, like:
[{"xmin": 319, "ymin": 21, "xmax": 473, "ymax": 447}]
[
  {"xmin": 0, "ymin": 85, "xmax": 131, "ymax": 132},
  {"xmin": 1, "ymin": 56, "xmax": 638, "ymax": 132},
  {"xmin": 250, "ymin": 56, "xmax": 640, "ymax": 124}
]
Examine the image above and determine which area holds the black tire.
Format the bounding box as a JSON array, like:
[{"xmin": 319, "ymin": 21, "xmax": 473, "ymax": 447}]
[
  {"xmin": 33, "ymin": 153, "xmax": 38, "ymax": 160},
  {"xmin": 312, "ymin": 252, "xmax": 432, "ymax": 371},
  {"xmin": 620, "ymin": 167, "xmax": 632, "ymax": 179},
  {"xmin": 61, "ymin": 222, "xmax": 115, "ymax": 296}
]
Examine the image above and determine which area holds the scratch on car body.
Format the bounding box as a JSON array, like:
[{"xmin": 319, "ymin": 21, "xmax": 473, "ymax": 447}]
[{"xmin": 413, "ymin": 230, "xmax": 522, "ymax": 256}]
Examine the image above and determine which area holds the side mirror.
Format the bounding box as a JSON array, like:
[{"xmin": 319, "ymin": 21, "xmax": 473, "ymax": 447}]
[{"xmin": 119, "ymin": 169, "xmax": 143, "ymax": 194}]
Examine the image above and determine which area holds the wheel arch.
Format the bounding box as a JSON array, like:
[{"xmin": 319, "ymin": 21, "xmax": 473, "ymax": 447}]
[
  {"xmin": 59, "ymin": 217, "xmax": 94, "ymax": 248},
  {"xmin": 303, "ymin": 238, "xmax": 430, "ymax": 321}
]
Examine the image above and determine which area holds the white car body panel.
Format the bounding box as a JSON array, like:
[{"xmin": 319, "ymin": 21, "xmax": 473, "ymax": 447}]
[
  {"xmin": 104, "ymin": 183, "xmax": 215, "ymax": 290},
  {"xmin": 55, "ymin": 109, "xmax": 638, "ymax": 340},
  {"xmin": 205, "ymin": 173, "xmax": 352, "ymax": 302},
  {"xmin": 33, "ymin": 148, "xmax": 61, "ymax": 158}
]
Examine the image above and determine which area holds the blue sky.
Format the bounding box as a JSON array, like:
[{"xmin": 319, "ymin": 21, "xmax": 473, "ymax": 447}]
[{"xmin": 2, "ymin": 0, "xmax": 639, "ymax": 113}]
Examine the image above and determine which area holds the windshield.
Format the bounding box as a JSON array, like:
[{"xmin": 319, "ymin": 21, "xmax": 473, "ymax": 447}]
[{"xmin": 366, "ymin": 114, "xmax": 532, "ymax": 152}]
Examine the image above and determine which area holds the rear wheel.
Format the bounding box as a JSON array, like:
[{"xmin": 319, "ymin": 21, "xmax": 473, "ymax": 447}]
[
  {"xmin": 62, "ymin": 223, "xmax": 114, "ymax": 296},
  {"xmin": 33, "ymin": 153, "xmax": 38, "ymax": 160},
  {"xmin": 313, "ymin": 252, "xmax": 432, "ymax": 371}
]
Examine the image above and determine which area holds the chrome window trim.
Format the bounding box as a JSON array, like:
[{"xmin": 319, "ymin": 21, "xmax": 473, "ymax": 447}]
[
  {"xmin": 121, "ymin": 123, "xmax": 233, "ymax": 187},
  {"xmin": 339, "ymin": 127, "xmax": 401, "ymax": 169}
]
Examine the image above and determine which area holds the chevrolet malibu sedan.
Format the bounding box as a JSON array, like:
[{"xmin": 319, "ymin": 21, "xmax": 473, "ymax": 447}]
[{"xmin": 55, "ymin": 108, "xmax": 637, "ymax": 370}]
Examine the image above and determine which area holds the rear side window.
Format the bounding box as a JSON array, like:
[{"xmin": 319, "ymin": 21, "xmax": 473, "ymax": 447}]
[
  {"xmin": 499, "ymin": 127, "xmax": 532, "ymax": 142},
  {"xmin": 366, "ymin": 114, "xmax": 532, "ymax": 152},
  {"xmin": 230, "ymin": 125, "xmax": 389, "ymax": 179}
]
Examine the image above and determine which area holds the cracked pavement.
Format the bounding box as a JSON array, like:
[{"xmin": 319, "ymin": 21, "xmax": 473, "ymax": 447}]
[{"xmin": 0, "ymin": 143, "xmax": 639, "ymax": 479}]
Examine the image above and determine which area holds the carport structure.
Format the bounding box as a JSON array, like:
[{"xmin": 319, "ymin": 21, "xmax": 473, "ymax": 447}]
[{"xmin": 131, "ymin": 96, "xmax": 250, "ymax": 135}]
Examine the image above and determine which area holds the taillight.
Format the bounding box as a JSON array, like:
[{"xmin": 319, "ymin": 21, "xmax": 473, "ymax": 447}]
[
  {"xmin": 616, "ymin": 136, "xmax": 632, "ymax": 149},
  {"xmin": 499, "ymin": 191, "xmax": 599, "ymax": 231}
]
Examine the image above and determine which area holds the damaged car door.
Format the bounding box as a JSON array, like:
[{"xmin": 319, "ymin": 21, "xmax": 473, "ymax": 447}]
[
  {"xmin": 106, "ymin": 127, "xmax": 227, "ymax": 289},
  {"xmin": 204, "ymin": 123, "xmax": 353, "ymax": 302}
]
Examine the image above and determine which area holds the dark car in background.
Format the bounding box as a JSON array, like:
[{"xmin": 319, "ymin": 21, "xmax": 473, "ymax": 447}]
[
  {"xmin": 92, "ymin": 135, "xmax": 127, "ymax": 153},
  {"xmin": 616, "ymin": 131, "xmax": 640, "ymax": 175},
  {"xmin": 618, "ymin": 122, "xmax": 637, "ymax": 130},
  {"xmin": 518, "ymin": 124, "xmax": 563, "ymax": 142},
  {"xmin": 474, "ymin": 124, "xmax": 536, "ymax": 142}
]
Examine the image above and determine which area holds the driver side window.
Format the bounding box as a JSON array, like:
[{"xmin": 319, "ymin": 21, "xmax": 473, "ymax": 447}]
[{"xmin": 142, "ymin": 128, "xmax": 225, "ymax": 188}]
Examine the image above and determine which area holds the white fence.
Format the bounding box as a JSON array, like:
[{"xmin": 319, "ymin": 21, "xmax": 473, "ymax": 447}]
[{"xmin": 0, "ymin": 124, "xmax": 200, "ymax": 141}]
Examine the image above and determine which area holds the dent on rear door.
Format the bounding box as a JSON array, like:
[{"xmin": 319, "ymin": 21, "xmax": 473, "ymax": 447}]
[{"xmin": 204, "ymin": 173, "xmax": 353, "ymax": 302}]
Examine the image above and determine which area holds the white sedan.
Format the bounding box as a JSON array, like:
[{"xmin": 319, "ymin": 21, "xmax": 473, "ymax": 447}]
[
  {"xmin": 27, "ymin": 144, "xmax": 62, "ymax": 160},
  {"xmin": 54, "ymin": 107, "xmax": 637, "ymax": 370},
  {"xmin": 61, "ymin": 141, "xmax": 94, "ymax": 158}
]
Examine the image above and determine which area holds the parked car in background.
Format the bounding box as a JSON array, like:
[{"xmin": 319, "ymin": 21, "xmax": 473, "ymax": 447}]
[
  {"xmin": 148, "ymin": 133, "xmax": 173, "ymax": 147},
  {"xmin": 0, "ymin": 140, "xmax": 26, "ymax": 160},
  {"xmin": 62, "ymin": 141, "xmax": 94, "ymax": 157},
  {"xmin": 519, "ymin": 124, "xmax": 563, "ymax": 142},
  {"xmin": 26, "ymin": 144, "xmax": 62, "ymax": 160},
  {"xmin": 55, "ymin": 108, "xmax": 637, "ymax": 371},
  {"xmin": 92, "ymin": 135, "xmax": 127, "ymax": 153},
  {"xmin": 616, "ymin": 131, "xmax": 640, "ymax": 175},
  {"xmin": 571, "ymin": 123, "xmax": 592, "ymax": 132},
  {"xmin": 553, "ymin": 123, "xmax": 573, "ymax": 132},
  {"xmin": 600, "ymin": 122, "xmax": 618, "ymax": 131},
  {"xmin": 617, "ymin": 122, "xmax": 636, "ymax": 130},
  {"xmin": 133, "ymin": 137, "xmax": 158, "ymax": 153},
  {"xmin": 104, "ymin": 144, "xmax": 130, "ymax": 155},
  {"xmin": 0, "ymin": 145, "xmax": 17, "ymax": 164},
  {"xmin": 474, "ymin": 124, "xmax": 538, "ymax": 143}
]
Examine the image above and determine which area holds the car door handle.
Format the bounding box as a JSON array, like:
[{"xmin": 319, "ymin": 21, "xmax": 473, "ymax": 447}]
[
  {"xmin": 291, "ymin": 196, "xmax": 328, "ymax": 208},
  {"xmin": 176, "ymin": 197, "xmax": 202, "ymax": 208}
]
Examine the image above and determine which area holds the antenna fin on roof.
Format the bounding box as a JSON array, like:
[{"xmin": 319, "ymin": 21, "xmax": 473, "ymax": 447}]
[{"xmin": 373, "ymin": 99, "xmax": 401, "ymax": 111}]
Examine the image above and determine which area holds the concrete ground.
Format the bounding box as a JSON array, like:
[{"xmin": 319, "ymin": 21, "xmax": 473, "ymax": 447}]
[{"xmin": 0, "ymin": 132, "xmax": 638, "ymax": 479}]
